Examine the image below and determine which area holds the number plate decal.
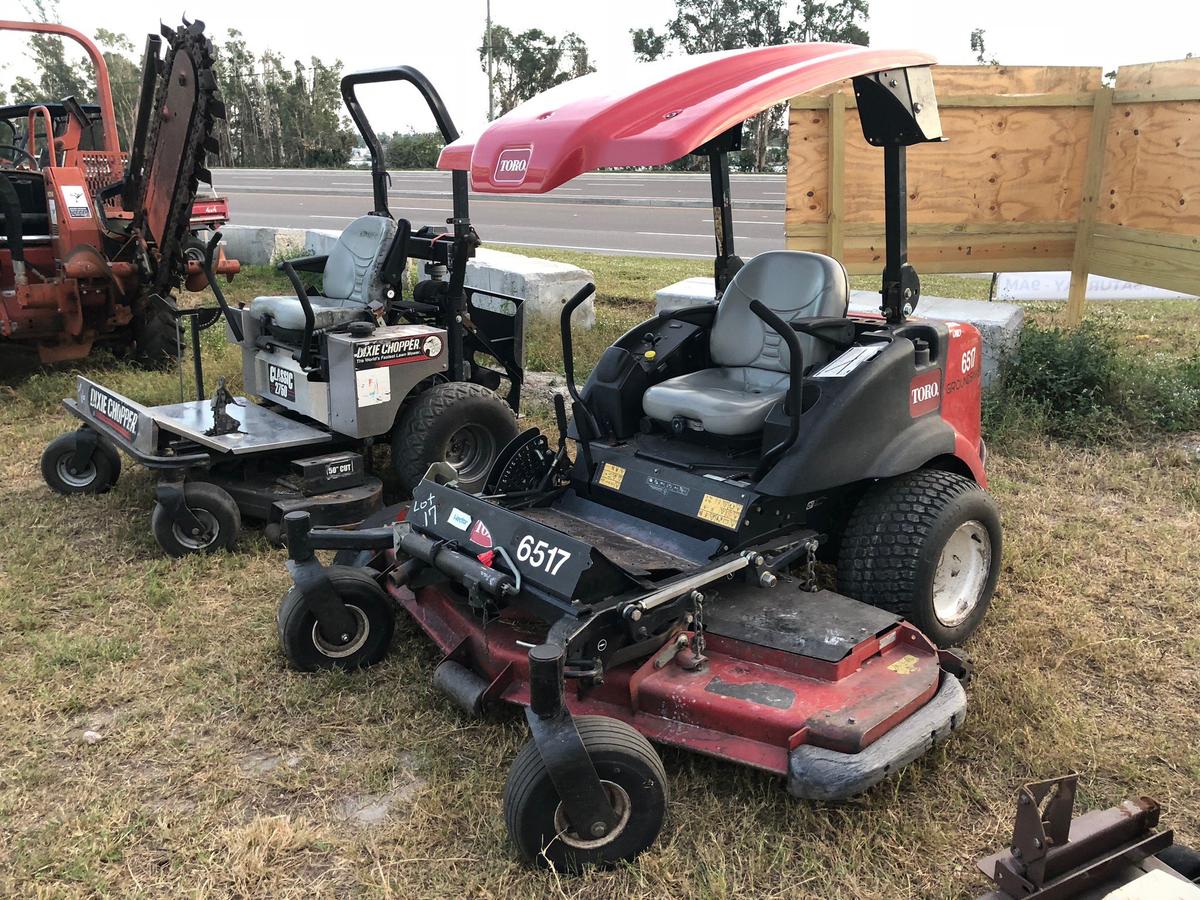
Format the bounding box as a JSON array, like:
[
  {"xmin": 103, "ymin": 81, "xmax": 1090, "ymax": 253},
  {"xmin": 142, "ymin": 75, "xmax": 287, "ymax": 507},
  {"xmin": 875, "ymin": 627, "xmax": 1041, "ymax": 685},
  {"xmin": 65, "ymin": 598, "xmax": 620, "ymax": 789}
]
[
  {"xmin": 697, "ymin": 494, "xmax": 743, "ymax": 530},
  {"xmin": 515, "ymin": 534, "xmax": 573, "ymax": 576},
  {"xmin": 268, "ymin": 364, "xmax": 296, "ymax": 401},
  {"xmin": 598, "ymin": 463, "xmax": 625, "ymax": 491}
]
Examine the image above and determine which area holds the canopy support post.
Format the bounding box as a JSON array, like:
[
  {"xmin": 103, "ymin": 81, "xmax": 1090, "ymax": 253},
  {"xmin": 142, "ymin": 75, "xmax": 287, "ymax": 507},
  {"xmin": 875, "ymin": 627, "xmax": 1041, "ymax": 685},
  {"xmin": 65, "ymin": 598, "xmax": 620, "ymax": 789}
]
[
  {"xmin": 880, "ymin": 143, "xmax": 918, "ymax": 324},
  {"xmin": 709, "ymin": 151, "xmax": 741, "ymax": 298}
]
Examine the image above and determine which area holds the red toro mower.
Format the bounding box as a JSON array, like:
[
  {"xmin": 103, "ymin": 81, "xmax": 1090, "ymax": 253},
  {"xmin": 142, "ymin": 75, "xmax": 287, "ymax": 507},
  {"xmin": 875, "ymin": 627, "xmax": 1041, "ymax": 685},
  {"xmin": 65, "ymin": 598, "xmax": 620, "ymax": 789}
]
[{"xmin": 277, "ymin": 44, "xmax": 1000, "ymax": 870}]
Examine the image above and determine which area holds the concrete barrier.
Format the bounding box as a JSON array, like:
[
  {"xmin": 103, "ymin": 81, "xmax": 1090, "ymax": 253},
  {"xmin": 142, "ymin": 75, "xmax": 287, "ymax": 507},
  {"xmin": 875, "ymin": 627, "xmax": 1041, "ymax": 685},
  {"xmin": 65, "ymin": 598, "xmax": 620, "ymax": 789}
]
[
  {"xmin": 467, "ymin": 248, "xmax": 594, "ymax": 328},
  {"xmin": 655, "ymin": 276, "xmax": 1022, "ymax": 390},
  {"xmin": 221, "ymin": 225, "xmax": 594, "ymax": 328},
  {"xmin": 218, "ymin": 225, "xmax": 306, "ymax": 266}
]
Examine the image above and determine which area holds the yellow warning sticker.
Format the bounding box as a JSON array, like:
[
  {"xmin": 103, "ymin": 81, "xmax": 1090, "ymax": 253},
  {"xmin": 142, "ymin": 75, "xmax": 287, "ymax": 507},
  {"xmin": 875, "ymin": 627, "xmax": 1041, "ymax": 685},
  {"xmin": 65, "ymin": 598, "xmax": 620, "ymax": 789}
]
[
  {"xmin": 697, "ymin": 494, "xmax": 744, "ymax": 530},
  {"xmin": 888, "ymin": 654, "xmax": 920, "ymax": 675},
  {"xmin": 598, "ymin": 463, "xmax": 625, "ymax": 491}
]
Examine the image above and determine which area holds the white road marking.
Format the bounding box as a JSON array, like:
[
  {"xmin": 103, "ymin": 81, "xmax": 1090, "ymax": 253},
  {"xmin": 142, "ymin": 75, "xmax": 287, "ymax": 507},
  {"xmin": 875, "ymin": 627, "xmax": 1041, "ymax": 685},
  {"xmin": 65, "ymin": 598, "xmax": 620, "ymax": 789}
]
[{"xmin": 490, "ymin": 240, "xmax": 710, "ymax": 258}]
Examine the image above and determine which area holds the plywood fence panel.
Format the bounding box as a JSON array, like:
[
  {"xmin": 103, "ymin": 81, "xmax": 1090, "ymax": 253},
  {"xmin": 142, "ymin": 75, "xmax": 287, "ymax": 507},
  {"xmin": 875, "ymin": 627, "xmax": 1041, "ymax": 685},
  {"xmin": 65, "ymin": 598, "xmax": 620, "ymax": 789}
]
[
  {"xmin": 1099, "ymin": 100, "xmax": 1200, "ymax": 233},
  {"xmin": 786, "ymin": 61, "xmax": 1200, "ymax": 306},
  {"xmin": 837, "ymin": 106, "xmax": 1093, "ymax": 225}
]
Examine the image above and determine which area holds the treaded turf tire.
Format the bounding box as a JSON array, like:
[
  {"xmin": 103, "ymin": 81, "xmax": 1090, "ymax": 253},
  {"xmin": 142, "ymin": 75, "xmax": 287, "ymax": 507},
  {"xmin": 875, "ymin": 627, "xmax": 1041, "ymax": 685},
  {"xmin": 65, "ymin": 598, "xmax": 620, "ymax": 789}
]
[
  {"xmin": 391, "ymin": 382, "xmax": 518, "ymax": 494},
  {"xmin": 150, "ymin": 482, "xmax": 241, "ymax": 557},
  {"xmin": 41, "ymin": 432, "xmax": 122, "ymax": 494},
  {"xmin": 503, "ymin": 715, "xmax": 668, "ymax": 872},
  {"xmin": 276, "ymin": 565, "xmax": 395, "ymax": 671},
  {"xmin": 836, "ymin": 469, "xmax": 1001, "ymax": 648}
]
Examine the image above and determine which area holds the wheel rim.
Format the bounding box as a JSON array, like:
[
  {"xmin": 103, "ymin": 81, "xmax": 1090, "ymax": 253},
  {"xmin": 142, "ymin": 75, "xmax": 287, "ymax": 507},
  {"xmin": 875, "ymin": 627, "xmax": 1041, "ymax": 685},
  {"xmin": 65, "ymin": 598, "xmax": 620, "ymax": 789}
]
[
  {"xmin": 310, "ymin": 604, "xmax": 370, "ymax": 658},
  {"xmin": 932, "ymin": 520, "xmax": 992, "ymax": 627},
  {"xmin": 171, "ymin": 508, "xmax": 220, "ymax": 550},
  {"xmin": 56, "ymin": 454, "xmax": 97, "ymax": 488},
  {"xmin": 551, "ymin": 780, "xmax": 632, "ymax": 850},
  {"xmin": 445, "ymin": 424, "xmax": 496, "ymax": 482}
]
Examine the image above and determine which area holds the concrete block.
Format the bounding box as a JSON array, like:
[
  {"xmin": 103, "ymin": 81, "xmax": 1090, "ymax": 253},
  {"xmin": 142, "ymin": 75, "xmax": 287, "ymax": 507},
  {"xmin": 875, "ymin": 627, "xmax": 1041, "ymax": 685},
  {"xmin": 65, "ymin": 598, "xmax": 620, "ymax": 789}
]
[
  {"xmin": 304, "ymin": 228, "xmax": 343, "ymax": 257},
  {"xmin": 655, "ymin": 276, "xmax": 1022, "ymax": 390},
  {"xmin": 218, "ymin": 224, "xmax": 306, "ymax": 266},
  {"xmin": 466, "ymin": 248, "xmax": 595, "ymax": 328},
  {"xmin": 656, "ymin": 276, "xmax": 718, "ymax": 312}
]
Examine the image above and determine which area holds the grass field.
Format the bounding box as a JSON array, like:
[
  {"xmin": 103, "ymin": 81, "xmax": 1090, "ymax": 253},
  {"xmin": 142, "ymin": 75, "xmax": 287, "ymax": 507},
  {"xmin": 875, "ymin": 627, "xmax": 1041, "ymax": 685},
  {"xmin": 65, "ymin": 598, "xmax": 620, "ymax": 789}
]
[{"xmin": 1, "ymin": 251, "xmax": 1197, "ymax": 898}]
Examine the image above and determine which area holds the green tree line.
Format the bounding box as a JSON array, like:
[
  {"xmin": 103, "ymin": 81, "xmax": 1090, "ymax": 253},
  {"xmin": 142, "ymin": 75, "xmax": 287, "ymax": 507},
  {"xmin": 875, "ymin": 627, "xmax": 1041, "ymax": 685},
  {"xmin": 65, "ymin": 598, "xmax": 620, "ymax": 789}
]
[{"xmin": 5, "ymin": 3, "xmax": 357, "ymax": 168}]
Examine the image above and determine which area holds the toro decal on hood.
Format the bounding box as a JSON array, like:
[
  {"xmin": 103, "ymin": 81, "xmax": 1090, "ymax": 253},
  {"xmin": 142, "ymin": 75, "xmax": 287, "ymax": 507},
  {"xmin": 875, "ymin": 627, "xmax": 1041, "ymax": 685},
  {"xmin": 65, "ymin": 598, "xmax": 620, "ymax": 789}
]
[
  {"xmin": 909, "ymin": 370, "xmax": 942, "ymax": 417},
  {"xmin": 493, "ymin": 147, "xmax": 533, "ymax": 185}
]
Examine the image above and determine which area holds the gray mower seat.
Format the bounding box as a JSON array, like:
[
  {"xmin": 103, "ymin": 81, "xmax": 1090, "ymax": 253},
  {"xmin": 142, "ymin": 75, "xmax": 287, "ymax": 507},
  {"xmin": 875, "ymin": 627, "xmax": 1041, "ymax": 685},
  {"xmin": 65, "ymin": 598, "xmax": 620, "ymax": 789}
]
[
  {"xmin": 642, "ymin": 251, "xmax": 849, "ymax": 436},
  {"xmin": 249, "ymin": 214, "xmax": 397, "ymax": 331}
]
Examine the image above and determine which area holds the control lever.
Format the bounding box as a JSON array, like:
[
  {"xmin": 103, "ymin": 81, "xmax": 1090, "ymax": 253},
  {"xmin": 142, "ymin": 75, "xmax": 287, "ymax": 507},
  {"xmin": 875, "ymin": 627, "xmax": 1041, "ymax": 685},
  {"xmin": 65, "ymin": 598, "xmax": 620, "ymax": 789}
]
[{"xmin": 199, "ymin": 231, "xmax": 243, "ymax": 343}]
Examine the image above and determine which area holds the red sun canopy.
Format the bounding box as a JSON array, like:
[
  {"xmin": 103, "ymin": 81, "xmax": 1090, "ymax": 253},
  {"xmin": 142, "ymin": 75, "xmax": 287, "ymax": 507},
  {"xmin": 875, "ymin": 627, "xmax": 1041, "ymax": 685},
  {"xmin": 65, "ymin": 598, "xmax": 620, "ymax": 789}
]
[{"xmin": 438, "ymin": 43, "xmax": 936, "ymax": 194}]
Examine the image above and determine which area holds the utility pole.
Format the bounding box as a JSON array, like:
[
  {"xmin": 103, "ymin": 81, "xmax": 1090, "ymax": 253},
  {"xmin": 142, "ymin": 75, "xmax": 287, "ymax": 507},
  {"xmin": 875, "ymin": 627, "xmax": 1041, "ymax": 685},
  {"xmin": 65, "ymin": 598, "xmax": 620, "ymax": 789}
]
[{"xmin": 486, "ymin": 0, "xmax": 495, "ymax": 120}]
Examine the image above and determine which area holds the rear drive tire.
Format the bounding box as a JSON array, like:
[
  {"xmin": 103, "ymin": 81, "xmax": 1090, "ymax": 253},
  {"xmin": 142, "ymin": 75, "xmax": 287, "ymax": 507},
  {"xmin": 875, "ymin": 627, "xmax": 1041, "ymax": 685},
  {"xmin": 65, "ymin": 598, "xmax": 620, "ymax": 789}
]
[
  {"xmin": 391, "ymin": 382, "xmax": 518, "ymax": 494},
  {"xmin": 836, "ymin": 469, "xmax": 1001, "ymax": 648},
  {"xmin": 41, "ymin": 432, "xmax": 121, "ymax": 495},
  {"xmin": 150, "ymin": 482, "xmax": 241, "ymax": 557},
  {"xmin": 132, "ymin": 299, "xmax": 182, "ymax": 368},
  {"xmin": 503, "ymin": 716, "xmax": 668, "ymax": 872},
  {"xmin": 276, "ymin": 566, "xmax": 395, "ymax": 671}
]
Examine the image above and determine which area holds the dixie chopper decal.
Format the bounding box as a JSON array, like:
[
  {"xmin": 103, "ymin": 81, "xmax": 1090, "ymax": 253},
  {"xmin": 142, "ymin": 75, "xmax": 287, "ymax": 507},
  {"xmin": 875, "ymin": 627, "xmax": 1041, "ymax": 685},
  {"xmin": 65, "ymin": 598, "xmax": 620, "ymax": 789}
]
[
  {"xmin": 353, "ymin": 334, "xmax": 444, "ymax": 369},
  {"xmin": 87, "ymin": 387, "xmax": 140, "ymax": 440}
]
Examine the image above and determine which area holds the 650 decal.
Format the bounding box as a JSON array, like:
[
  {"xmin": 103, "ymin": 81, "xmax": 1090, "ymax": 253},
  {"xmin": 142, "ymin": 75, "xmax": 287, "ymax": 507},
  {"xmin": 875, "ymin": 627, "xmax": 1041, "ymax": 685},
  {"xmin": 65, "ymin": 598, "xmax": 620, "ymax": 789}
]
[{"xmin": 515, "ymin": 534, "xmax": 572, "ymax": 575}]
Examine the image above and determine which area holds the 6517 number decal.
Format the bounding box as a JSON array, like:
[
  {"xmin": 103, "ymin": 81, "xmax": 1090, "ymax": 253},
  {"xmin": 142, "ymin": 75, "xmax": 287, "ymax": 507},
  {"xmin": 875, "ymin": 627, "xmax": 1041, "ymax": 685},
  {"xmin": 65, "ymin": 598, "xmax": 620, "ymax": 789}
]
[{"xmin": 515, "ymin": 534, "xmax": 572, "ymax": 575}]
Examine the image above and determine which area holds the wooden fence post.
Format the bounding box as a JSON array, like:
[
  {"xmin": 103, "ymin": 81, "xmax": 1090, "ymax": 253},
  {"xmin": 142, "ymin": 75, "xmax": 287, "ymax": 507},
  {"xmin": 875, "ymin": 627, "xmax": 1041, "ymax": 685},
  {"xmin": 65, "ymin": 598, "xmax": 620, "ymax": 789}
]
[
  {"xmin": 1065, "ymin": 87, "xmax": 1113, "ymax": 325},
  {"xmin": 827, "ymin": 91, "xmax": 845, "ymax": 261}
]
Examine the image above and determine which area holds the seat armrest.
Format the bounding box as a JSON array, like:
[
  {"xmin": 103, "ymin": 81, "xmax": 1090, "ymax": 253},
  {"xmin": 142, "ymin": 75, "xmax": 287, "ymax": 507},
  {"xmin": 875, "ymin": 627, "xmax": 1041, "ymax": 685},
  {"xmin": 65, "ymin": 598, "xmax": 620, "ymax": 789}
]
[
  {"xmin": 279, "ymin": 254, "xmax": 329, "ymax": 274},
  {"xmin": 790, "ymin": 316, "xmax": 855, "ymax": 349}
]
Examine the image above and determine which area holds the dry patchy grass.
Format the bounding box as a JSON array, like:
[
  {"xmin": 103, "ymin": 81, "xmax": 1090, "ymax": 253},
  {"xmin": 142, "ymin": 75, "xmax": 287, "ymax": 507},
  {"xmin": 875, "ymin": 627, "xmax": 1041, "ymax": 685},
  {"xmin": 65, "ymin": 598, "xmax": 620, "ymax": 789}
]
[{"xmin": 1, "ymin": 257, "xmax": 1198, "ymax": 897}]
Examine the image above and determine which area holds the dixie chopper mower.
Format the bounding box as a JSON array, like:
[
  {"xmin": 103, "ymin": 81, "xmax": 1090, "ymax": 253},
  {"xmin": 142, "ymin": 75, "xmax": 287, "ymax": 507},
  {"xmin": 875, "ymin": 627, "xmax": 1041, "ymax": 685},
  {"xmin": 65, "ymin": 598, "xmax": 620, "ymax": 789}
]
[
  {"xmin": 278, "ymin": 45, "xmax": 1002, "ymax": 870},
  {"xmin": 40, "ymin": 67, "xmax": 525, "ymax": 556}
]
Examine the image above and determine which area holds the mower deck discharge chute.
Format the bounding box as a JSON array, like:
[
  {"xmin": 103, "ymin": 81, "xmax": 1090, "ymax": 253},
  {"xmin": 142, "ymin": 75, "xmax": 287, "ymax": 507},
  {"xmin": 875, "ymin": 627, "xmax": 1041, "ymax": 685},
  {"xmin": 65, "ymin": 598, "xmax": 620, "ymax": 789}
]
[
  {"xmin": 0, "ymin": 19, "xmax": 239, "ymax": 365},
  {"xmin": 41, "ymin": 66, "xmax": 525, "ymax": 556},
  {"xmin": 278, "ymin": 43, "xmax": 1001, "ymax": 871}
]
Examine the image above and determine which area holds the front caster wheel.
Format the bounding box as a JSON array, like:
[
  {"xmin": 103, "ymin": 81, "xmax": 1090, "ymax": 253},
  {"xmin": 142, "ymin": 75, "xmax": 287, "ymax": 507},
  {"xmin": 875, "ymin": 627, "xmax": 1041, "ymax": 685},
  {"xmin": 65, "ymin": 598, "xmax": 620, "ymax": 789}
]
[
  {"xmin": 41, "ymin": 432, "xmax": 121, "ymax": 495},
  {"xmin": 503, "ymin": 716, "xmax": 668, "ymax": 872},
  {"xmin": 150, "ymin": 482, "xmax": 241, "ymax": 557},
  {"xmin": 276, "ymin": 566, "xmax": 395, "ymax": 671}
]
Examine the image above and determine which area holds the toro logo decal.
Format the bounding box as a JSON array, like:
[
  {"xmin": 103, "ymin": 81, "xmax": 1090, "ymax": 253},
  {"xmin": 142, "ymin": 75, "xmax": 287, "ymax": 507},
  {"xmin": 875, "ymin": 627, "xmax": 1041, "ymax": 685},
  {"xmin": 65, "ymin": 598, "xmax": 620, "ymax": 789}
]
[
  {"xmin": 908, "ymin": 370, "xmax": 942, "ymax": 417},
  {"xmin": 468, "ymin": 519, "xmax": 493, "ymax": 549},
  {"xmin": 87, "ymin": 387, "xmax": 139, "ymax": 440},
  {"xmin": 493, "ymin": 147, "xmax": 532, "ymax": 185}
]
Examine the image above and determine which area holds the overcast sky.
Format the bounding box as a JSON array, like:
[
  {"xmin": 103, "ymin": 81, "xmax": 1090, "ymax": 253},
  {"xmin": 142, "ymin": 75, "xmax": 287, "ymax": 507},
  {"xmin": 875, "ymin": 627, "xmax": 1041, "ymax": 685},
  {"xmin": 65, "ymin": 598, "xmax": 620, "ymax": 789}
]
[{"xmin": 3, "ymin": 0, "xmax": 1198, "ymax": 135}]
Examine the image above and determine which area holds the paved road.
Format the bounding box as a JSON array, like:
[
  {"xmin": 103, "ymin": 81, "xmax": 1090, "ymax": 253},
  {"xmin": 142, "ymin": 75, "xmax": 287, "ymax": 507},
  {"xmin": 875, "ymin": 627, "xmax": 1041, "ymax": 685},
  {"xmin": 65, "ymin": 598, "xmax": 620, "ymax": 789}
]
[{"xmin": 211, "ymin": 168, "xmax": 787, "ymax": 258}]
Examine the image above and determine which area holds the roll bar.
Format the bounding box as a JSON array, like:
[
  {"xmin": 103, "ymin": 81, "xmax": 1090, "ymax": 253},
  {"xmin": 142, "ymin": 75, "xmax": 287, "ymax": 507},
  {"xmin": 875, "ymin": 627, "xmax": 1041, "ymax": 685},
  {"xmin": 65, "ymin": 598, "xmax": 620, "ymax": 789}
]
[
  {"xmin": 339, "ymin": 65, "xmax": 472, "ymax": 381},
  {"xmin": 0, "ymin": 21, "xmax": 120, "ymax": 154},
  {"xmin": 340, "ymin": 66, "xmax": 461, "ymax": 218}
]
